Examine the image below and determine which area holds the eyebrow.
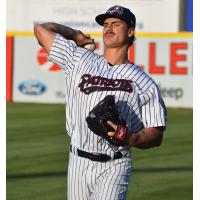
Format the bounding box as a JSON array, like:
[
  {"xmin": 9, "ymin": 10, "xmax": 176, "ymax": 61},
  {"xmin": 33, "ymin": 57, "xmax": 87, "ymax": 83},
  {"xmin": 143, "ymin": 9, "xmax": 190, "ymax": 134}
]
[{"xmin": 103, "ymin": 20, "xmax": 123, "ymax": 25}]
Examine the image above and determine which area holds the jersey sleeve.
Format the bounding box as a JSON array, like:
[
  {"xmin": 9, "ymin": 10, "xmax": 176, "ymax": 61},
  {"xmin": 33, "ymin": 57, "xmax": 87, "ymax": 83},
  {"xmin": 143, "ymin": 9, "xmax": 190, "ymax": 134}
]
[
  {"xmin": 48, "ymin": 33, "xmax": 80, "ymax": 74},
  {"xmin": 139, "ymin": 84, "xmax": 167, "ymax": 129}
]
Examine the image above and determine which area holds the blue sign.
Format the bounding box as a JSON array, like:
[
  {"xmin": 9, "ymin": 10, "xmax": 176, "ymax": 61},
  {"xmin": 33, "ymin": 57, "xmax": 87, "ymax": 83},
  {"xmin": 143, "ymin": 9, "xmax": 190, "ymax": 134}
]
[
  {"xmin": 18, "ymin": 80, "xmax": 47, "ymax": 95},
  {"xmin": 185, "ymin": 0, "xmax": 193, "ymax": 32}
]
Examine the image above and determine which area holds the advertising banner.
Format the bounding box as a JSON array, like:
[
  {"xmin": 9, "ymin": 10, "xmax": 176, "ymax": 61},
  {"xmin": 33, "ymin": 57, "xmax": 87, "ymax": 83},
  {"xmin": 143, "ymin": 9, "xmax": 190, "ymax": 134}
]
[
  {"xmin": 13, "ymin": 36, "xmax": 65, "ymax": 103},
  {"xmin": 12, "ymin": 33, "xmax": 192, "ymax": 107},
  {"xmin": 95, "ymin": 33, "xmax": 193, "ymax": 108},
  {"xmin": 7, "ymin": 0, "xmax": 180, "ymax": 33},
  {"xmin": 129, "ymin": 34, "xmax": 193, "ymax": 108}
]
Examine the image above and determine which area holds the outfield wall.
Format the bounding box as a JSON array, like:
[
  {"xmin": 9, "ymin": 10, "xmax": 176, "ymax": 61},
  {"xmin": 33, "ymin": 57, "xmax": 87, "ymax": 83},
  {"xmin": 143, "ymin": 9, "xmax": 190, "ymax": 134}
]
[{"xmin": 6, "ymin": 32, "xmax": 192, "ymax": 108}]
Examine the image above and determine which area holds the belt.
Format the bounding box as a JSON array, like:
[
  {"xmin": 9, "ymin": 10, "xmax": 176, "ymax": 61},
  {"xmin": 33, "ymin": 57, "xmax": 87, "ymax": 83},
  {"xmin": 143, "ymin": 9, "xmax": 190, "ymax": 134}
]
[{"xmin": 70, "ymin": 145, "xmax": 123, "ymax": 162}]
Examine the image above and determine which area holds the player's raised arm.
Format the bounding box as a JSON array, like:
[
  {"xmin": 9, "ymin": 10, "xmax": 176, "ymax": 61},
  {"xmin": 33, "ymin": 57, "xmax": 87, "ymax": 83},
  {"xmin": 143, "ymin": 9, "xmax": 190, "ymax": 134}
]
[
  {"xmin": 34, "ymin": 22, "xmax": 95, "ymax": 53},
  {"xmin": 34, "ymin": 24, "xmax": 56, "ymax": 53}
]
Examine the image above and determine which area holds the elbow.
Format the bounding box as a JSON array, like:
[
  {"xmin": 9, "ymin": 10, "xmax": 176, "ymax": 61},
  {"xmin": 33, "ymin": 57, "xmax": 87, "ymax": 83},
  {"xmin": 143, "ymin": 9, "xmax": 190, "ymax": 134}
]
[
  {"xmin": 155, "ymin": 140, "xmax": 162, "ymax": 147},
  {"xmin": 33, "ymin": 24, "xmax": 46, "ymax": 47},
  {"xmin": 34, "ymin": 24, "xmax": 42, "ymax": 38},
  {"xmin": 154, "ymin": 133, "xmax": 163, "ymax": 147}
]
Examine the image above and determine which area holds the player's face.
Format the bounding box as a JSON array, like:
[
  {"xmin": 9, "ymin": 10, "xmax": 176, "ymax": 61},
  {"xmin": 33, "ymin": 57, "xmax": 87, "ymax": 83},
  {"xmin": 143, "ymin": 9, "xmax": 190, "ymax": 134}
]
[{"xmin": 103, "ymin": 18, "xmax": 129, "ymax": 48}]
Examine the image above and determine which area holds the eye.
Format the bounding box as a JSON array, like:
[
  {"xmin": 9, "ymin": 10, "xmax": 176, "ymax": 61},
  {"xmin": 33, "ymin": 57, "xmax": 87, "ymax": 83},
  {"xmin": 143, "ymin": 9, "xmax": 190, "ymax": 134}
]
[{"xmin": 113, "ymin": 23, "xmax": 121, "ymax": 27}]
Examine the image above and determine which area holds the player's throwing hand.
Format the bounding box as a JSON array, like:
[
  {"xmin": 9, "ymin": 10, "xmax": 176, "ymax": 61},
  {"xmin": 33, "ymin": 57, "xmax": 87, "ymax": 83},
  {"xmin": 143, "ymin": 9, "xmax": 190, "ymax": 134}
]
[{"xmin": 75, "ymin": 30, "xmax": 95, "ymax": 50}]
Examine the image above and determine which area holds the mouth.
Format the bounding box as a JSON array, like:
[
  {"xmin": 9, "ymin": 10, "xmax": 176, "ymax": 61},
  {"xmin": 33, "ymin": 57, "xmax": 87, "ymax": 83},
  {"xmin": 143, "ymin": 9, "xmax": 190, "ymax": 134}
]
[{"xmin": 104, "ymin": 33, "xmax": 115, "ymax": 39}]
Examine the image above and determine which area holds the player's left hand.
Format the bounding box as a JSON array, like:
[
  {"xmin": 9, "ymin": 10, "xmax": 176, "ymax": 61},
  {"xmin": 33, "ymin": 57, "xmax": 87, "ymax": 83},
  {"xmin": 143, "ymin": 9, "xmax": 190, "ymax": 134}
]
[
  {"xmin": 86, "ymin": 95, "xmax": 128, "ymax": 146},
  {"xmin": 107, "ymin": 120, "xmax": 128, "ymax": 144},
  {"xmin": 107, "ymin": 120, "xmax": 117, "ymax": 136}
]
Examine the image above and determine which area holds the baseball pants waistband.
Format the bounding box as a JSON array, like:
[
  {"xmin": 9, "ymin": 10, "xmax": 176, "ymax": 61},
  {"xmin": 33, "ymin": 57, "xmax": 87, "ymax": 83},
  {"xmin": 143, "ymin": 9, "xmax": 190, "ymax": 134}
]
[{"xmin": 69, "ymin": 145, "xmax": 123, "ymax": 162}]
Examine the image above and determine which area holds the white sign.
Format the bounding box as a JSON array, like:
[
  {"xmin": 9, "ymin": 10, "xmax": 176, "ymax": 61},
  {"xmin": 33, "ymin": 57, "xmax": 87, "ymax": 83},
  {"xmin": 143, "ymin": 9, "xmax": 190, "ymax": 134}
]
[
  {"xmin": 7, "ymin": 0, "xmax": 180, "ymax": 32},
  {"xmin": 12, "ymin": 33, "xmax": 192, "ymax": 107},
  {"xmin": 13, "ymin": 37, "xmax": 66, "ymax": 103}
]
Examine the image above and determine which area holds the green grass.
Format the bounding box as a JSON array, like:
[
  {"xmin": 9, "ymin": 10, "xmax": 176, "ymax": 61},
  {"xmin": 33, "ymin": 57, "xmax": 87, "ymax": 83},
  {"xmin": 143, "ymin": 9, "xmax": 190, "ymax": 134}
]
[{"xmin": 7, "ymin": 103, "xmax": 193, "ymax": 200}]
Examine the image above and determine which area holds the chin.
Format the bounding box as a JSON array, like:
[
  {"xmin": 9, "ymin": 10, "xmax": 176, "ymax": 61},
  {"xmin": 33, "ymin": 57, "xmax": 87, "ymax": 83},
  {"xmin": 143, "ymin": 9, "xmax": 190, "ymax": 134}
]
[
  {"xmin": 105, "ymin": 44, "xmax": 122, "ymax": 48},
  {"xmin": 104, "ymin": 41, "xmax": 118, "ymax": 48}
]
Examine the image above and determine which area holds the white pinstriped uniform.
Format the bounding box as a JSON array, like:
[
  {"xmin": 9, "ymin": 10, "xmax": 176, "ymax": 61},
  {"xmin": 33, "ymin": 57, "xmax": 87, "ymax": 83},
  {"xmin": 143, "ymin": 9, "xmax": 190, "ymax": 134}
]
[{"xmin": 48, "ymin": 34, "xmax": 167, "ymax": 200}]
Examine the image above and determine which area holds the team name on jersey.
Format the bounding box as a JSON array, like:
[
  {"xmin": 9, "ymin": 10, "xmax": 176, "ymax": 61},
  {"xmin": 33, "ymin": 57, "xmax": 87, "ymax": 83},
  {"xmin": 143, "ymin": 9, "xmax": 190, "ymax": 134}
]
[{"xmin": 78, "ymin": 74, "xmax": 133, "ymax": 95}]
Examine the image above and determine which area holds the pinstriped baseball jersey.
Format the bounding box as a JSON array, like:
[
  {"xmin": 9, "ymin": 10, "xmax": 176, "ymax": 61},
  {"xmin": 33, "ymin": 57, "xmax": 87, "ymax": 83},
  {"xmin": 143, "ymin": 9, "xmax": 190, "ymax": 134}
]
[
  {"xmin": 48, "ymin": 33, "xmax": 167, "ymax": 200},
  {"xmin": 48, "ymin": 33, "xmax": 167, "ymax": 155}
]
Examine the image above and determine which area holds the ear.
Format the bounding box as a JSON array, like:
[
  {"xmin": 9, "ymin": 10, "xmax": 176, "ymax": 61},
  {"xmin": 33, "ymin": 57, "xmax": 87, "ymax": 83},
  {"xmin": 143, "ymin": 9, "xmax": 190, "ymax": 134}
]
[{"xmin": 128, "ymin": 28, "xmax": 135, "ymax": 38}]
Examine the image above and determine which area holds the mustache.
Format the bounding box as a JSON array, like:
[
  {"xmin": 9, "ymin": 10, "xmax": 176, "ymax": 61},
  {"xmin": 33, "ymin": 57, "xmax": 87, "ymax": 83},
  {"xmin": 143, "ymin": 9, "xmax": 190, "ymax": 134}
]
[{"xmin": 104, "ymin": 31, "xmax": 115, "ymax": 36}]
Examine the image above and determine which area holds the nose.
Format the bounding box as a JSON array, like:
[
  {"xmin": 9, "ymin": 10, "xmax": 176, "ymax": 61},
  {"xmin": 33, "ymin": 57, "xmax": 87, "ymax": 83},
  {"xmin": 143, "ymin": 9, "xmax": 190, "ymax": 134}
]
[{"xmin": 104, "ymin": 24, "xmax": 113, "ymax": 32}]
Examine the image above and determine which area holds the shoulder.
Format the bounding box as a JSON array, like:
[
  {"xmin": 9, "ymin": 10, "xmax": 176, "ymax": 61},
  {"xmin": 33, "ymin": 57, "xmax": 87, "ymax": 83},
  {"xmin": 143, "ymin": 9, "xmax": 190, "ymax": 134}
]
[
  {"xmin": 52, "ymin": 33, "xmax": 79, "ymax": 52},
  {"xmin": 52, "ymin": 33, "xmax": 97, "ymax": 57},
  {"xmin": 126, "ymin": 64, "xmax": 156, "ymax": 94}
]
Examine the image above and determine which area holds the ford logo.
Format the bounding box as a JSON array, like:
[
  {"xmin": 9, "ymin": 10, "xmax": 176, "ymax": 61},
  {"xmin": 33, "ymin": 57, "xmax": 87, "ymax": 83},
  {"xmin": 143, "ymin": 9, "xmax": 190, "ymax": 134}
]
[{"xmin": 18, "ymin": 80, "xmax": 47, "ymax": 95}]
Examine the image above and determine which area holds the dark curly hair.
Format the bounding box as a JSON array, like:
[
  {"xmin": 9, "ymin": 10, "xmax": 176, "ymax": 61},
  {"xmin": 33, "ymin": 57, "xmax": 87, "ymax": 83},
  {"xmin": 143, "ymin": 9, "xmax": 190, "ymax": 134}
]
[{"xmin": 128, "ymin": 35, "xmax": 136, "ymax": 47}]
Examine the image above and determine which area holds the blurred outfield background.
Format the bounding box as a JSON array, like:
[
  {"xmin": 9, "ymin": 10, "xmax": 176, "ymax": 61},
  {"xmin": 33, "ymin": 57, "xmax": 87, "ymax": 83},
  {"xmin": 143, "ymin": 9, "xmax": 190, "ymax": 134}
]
[{"xmin": 6, "ymin": 0, "xmax": 193, "ymax": 199}]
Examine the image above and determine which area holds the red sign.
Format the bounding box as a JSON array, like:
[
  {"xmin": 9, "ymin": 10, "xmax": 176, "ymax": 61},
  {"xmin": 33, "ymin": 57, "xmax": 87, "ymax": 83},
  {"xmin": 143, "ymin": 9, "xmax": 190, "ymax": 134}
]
[
  {"xmin": 128, "ymin": 41, "xmax": 189, "ymax": 75},
  {"xmin": 37, "ymin": 48, "xmax": 61, "ymax": 71},
  {"xmin": 6, "ymin": 36, "xmax": 13, "ymax": 102}
]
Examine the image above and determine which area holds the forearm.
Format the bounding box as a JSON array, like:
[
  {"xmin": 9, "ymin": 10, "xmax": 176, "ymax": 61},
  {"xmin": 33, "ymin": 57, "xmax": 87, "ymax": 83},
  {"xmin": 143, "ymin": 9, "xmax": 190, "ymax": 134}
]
[
  {"xmin": 40, "ymin": 22, "xmax": 77, "ymax": 41},
  {"xmin": 34, "ymin": 22, "xmax": 93, "ymax": 53},
  {"xmin": 127, "ymin": 127, "xmax": 163, "ymax": 149}
]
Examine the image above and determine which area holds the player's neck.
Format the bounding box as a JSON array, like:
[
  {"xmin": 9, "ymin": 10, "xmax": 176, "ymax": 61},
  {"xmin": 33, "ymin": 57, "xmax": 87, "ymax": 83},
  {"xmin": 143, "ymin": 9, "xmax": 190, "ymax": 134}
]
[{"xmin": 103, "ymin": 46, "xmax": 130, "ymax": 66}]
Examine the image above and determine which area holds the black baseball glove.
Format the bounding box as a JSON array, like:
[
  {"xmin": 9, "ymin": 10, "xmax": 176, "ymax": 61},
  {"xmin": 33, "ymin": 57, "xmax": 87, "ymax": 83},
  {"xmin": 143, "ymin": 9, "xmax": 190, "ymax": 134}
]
[{"xmin": 86, "ymin": 95, "xmax": 128, "ymax": 147}]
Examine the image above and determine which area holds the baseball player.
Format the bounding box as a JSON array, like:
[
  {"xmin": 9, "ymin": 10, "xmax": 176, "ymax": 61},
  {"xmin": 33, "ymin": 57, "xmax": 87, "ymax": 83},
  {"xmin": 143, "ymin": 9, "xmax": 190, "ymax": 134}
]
[{"xmin": 34, "ymin": 5, "xmax": 167, "ymax": 200}]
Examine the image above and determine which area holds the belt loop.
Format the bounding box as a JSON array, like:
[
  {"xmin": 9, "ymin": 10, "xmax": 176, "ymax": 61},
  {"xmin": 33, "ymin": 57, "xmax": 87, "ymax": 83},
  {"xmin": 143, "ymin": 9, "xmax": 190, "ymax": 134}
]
[{"xmin": 70, "ymin": 145, "xmax": 77, "ymax": 156}]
